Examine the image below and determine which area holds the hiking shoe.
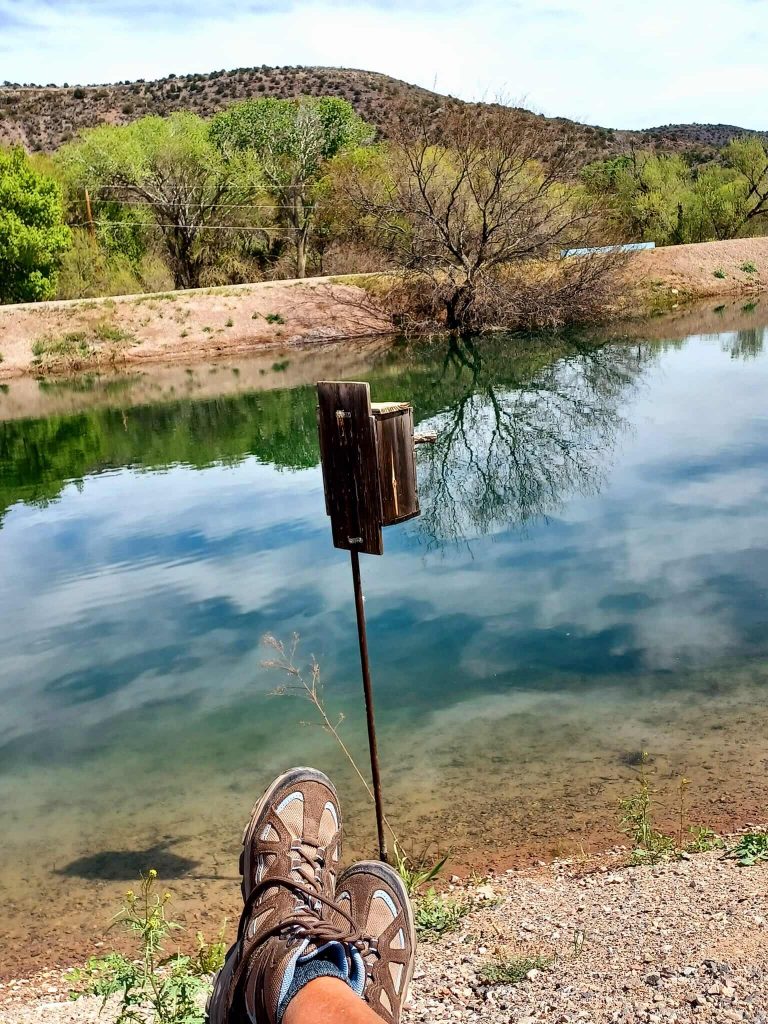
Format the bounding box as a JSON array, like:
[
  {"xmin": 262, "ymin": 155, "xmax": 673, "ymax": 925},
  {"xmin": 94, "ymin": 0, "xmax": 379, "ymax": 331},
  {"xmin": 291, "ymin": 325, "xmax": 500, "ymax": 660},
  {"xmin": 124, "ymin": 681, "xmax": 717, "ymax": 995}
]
[
  {"xmin": 207, "ymin": 770, "xmax": 360, "ymax": 1024},
  {"xmin": 208, "ymin": 766, "xmax": 362, "ymax": 1024},
  {"xmin": 333, "ymin": 861, "xmax": 417, "ymax": 1024}
]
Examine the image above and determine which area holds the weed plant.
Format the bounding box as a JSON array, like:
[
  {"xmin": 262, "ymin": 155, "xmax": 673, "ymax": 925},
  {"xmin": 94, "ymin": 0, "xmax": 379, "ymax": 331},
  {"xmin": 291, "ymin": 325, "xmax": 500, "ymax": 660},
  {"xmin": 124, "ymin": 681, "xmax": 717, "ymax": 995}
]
[
  {"xmin": 414, "ymin": 888, "xmax": 471, "ymax": 942},
  {"xmin": 393, "ymin": 843, "xmax": 448, "ymax": 896},
  {"xmin": 726, "ymin": 831, "xmax": 768, "ymax": 866},
  {"xmin": 478, "ymin": 954, "xmax": 553, "ymax": 985},
  {"xmin": 68, "ymin": 870, "xmax": 225, "ymax": 1024},
  {"xmin": 263, "ymin": 633, "xmax": 449, "ymax": 893},
  {"xmin": 619, "ymin": 754, "xmax": 721, "ymax": 864}
]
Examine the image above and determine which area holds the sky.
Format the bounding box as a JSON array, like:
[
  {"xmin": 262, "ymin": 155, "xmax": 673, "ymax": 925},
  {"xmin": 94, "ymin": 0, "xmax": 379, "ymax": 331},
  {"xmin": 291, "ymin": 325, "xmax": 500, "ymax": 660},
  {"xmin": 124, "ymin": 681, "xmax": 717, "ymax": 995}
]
[{"xmin": 1, "ymin": 0, "xmax": 767, "ymax": 130}]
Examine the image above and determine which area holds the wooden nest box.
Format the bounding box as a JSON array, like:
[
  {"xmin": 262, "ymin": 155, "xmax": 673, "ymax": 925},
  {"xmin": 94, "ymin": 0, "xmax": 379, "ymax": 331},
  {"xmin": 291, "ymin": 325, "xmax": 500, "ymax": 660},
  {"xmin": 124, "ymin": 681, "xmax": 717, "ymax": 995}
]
[{"xmin": 317, "ymin": 381, "xmax": 431, "ymax": 556}]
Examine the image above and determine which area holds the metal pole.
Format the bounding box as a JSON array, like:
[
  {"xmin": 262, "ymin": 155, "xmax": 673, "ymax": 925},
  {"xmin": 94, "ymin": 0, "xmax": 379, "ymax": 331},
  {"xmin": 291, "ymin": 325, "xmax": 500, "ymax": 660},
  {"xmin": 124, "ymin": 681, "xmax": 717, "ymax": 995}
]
[{"xmin": 350, "ymin": 548, "xmax": 389, "ymax": 863}]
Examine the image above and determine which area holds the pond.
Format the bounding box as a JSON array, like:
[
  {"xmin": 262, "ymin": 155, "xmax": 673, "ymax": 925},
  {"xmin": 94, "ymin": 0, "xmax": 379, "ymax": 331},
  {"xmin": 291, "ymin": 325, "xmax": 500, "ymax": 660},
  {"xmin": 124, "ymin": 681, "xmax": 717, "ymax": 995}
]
[{"xmin": 1, "ymin": 302, "xmax": 767, "ymax": 974}]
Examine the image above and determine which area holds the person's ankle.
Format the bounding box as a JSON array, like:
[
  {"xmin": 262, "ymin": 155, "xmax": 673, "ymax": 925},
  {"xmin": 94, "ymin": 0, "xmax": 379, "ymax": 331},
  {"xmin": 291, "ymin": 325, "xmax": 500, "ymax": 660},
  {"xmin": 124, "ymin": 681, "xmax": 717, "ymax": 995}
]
[{"xmin": 282, "ymin": 976, "xmax": 363, "ymax": 1024}]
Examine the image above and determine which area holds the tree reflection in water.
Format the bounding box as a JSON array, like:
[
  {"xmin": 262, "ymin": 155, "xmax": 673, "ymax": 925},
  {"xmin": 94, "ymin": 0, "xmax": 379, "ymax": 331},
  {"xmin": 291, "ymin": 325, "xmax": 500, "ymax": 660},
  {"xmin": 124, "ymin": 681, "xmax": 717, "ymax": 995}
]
[{"xmin": 414, "ymin": 334, "xmax": 653, "ymax": 545}]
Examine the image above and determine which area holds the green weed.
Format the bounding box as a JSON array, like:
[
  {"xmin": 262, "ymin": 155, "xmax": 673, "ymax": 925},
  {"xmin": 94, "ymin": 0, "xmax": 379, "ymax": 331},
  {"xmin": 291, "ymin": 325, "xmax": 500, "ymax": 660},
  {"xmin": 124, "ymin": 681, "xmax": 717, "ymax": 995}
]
[
  {"xmin": 686, "ymin": 826, "xmax": 723, "ymax": 854},
  {"xmin": 68, "ymin": 870, "xmax": 224, "ymax": 1024},
  {"xmin": 740, "ymin": 261, "xmax": 758, "ymax": 274},
  {"xmin": 726, "ymin": 831, "xmax": 768, "ymax": 866},
  {"xmin": 271, "ymin": 360, "xmax": 290, "ymax": 372},
  {"xmin": 92, "ymin": 322, "xmax": 133, "ymax": 343},
  {"xmin": 713, "ymin": 268, "xmax": 726, "ymax": 279},
  {"xmin": 478, "ymin": 954, "xmax": 553, "ymax": 986},
  {"xmin": 31, "ymin": 323, "xmax": 135, "ymax": 375},
  {"xmin": 225, "ymin": 318, "xmax": 234, "ymax": 327},
  {"xmin": 414, "ymin": 888, "xmax": 470, "ymax": 942},
  {"xmin": 265, "ymin": 312, "xmax": 285, "ymax": 324},
  {"xmin": 619, "ymin": 752, "xmax": 676, "ymax": 864},
  {"xmin": 620, "ymin": 756, "xmax": 720, "ymax": 864},
  {"xmin": 393, "ymin": 842, "xmax": 448, "ymax": 896},
  {"xmin": 32, "ymin": 332, "xmax": 93, "ymax": 372}
]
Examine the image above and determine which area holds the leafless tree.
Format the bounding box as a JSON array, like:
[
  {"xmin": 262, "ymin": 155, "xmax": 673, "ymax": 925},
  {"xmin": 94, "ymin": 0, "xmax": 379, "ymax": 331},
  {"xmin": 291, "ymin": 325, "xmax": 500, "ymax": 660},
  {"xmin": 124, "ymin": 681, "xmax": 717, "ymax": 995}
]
[{"xmin": 344, "ymin": 101, "xmax": 620, "ymax": 333}]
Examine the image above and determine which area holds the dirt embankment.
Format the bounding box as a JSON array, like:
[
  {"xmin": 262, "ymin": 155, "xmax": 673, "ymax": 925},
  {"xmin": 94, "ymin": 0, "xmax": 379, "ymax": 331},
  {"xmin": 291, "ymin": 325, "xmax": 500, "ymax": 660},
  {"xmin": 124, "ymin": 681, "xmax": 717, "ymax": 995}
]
[
  {"xmin": 0, "ymin": 276, "xmax": 388, "ymax": 380},
  {"xmin": 624, "ymin": 236, "xmax": 768, "ymax": 310},
  {"xmin": 1, "ymin": 237, "xmax": 767, "ymax": 380}
]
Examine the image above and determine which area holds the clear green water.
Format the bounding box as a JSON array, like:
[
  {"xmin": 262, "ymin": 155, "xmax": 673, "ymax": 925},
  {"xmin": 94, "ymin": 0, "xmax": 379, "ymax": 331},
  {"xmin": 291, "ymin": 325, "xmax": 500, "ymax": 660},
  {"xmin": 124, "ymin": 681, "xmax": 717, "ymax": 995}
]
[{"xmin": 1, "ymin": 310, "xmax": 767, "ymax": 967}]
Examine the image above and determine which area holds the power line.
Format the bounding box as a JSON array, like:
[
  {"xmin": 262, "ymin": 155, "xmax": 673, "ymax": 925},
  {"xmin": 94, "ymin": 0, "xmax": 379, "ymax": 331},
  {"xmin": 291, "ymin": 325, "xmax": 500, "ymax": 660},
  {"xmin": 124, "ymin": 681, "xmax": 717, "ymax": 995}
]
[
  {"xmin": 78, "ymin": 220, "xmax": 301, "ymax": 232},
  {"xmin": 88, "ymin": 199, "xmax": 359, "ymax": 211}
]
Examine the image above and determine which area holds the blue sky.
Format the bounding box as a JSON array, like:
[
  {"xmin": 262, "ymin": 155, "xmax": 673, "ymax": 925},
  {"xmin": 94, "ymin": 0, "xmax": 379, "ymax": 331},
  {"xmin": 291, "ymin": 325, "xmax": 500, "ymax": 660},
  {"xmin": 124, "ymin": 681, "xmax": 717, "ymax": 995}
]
[{"xmin": 1, "ymin": 0, "xmax": 767, "ymax": 130}]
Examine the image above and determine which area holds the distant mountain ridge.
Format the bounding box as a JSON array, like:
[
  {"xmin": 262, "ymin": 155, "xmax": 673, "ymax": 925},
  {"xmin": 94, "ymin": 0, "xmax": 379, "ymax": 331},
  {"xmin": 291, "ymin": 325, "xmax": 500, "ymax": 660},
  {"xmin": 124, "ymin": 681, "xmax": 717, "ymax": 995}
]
[{"xmin": 0, "ymin": 65, "xmax": 763, "ymax": 160}]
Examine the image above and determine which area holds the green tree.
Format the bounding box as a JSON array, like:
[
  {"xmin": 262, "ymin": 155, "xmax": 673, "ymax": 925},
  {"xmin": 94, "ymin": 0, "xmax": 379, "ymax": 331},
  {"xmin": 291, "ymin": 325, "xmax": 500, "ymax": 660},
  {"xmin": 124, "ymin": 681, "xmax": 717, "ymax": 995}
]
[
  {"xmin": 0, "ymin": 146, "xmax": 71, "ymax": 303},
  {"xmin": 722, "ymin": 137, "xmax": 768, "ymax": 227},
  {"xmin": 581, "ymin": 152, "xmax": 694, "ymax": 245},
  {"xmin": 210, "ymin": 97, "xmax": 373, "ymax": 278},
  {"xmin": 582, "ymin": 142, "xmax": 768, "ymax": 245},
  {"xmin": 57, "ymin": 113, "xmax": 258, "ymax": 290}
]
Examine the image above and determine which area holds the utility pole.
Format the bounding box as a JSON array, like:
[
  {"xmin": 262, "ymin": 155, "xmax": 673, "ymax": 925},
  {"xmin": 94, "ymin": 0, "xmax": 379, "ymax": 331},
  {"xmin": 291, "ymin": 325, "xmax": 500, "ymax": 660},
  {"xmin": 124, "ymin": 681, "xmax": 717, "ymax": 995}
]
[{"xmin": 84, "ymin": 188, "xmax": 96, "ymax": 239}]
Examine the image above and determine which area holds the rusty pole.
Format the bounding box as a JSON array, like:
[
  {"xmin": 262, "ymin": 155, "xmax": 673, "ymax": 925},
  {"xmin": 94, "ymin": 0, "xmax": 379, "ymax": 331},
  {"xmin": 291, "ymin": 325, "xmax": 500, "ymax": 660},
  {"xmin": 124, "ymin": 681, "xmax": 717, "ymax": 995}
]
[{"xmin": 350, "ymin": 548, "xmax": 388, "ymax": 863}]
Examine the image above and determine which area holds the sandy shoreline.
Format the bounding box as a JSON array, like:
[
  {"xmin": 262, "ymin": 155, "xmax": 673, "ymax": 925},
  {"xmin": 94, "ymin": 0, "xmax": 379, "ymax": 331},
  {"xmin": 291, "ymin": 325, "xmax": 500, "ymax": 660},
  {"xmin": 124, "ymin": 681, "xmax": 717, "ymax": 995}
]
[
  {"xmin": 1, "ymin": 842, "xmax": 765, "ymax": 1024},
  {"xmin": 1, "ymin": 237, "xmax": 768, "ymax": 381}
]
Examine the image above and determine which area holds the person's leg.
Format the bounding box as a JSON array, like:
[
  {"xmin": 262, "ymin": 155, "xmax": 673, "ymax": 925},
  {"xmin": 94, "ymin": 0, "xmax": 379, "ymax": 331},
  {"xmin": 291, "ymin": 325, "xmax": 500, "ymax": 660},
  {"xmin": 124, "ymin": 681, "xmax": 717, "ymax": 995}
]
[
  {"xmin": 207, "ymin": 767, "xmax": 416, "ymax": 1024},
  {"xmin": 283, "ymin": 978, "xmax": 386, "ymax": 1024}
]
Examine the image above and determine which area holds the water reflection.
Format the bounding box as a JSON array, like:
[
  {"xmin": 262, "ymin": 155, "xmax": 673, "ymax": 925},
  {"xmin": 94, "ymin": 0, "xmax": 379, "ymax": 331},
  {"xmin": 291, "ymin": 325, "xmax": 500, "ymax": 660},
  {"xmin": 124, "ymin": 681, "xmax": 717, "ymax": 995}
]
[
  {"xmin": 416, "ymin": 337, "xmax": 647, "ymax": 544},
  {"xmin": 1, "ymin": 316, "xmax": 768, "ymax": 975}
]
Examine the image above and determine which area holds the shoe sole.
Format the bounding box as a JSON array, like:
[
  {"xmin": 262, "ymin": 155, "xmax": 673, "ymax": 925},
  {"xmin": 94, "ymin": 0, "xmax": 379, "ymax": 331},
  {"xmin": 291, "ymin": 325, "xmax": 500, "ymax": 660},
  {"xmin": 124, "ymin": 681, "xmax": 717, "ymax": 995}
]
[
  {"xmin": 337, "ymin": 859, "xmax": 418, "ymax": 1018},
  {"xmin": 208, "ymin": 767, "xmax": 340, "ymax": 1024}
]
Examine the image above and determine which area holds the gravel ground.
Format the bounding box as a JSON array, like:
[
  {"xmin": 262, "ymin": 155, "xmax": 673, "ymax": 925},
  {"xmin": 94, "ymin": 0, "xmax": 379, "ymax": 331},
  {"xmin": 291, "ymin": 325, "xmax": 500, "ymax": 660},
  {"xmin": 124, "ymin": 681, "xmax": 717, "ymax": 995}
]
[{"xmin": 2, "ymin": 847, "xmax": 765, "ymax": 1024}]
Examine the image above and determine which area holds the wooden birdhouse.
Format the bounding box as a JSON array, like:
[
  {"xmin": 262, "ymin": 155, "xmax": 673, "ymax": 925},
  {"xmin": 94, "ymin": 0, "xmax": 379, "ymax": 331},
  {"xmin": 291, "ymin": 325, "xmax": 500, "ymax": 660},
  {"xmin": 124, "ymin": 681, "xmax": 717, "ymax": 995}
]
[
  {"xmin": 317, "ymin": 381, "xmax": 427, "ymax": 556},
  {"xmin": 371, "ymin": 401, "xmax": 420, "ymax": 528}
]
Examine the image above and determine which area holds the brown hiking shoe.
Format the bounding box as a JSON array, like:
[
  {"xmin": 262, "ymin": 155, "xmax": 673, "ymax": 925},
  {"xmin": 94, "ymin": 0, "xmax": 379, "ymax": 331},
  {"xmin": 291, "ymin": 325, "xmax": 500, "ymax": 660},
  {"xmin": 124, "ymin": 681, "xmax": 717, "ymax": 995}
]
[
  {"xmin": 333, "ymin": 862, "xmax": 417, "ymax": 1024},
  {"xmin": 208, "ymin": 767, "xmax": 361, "ymax": 1024}
]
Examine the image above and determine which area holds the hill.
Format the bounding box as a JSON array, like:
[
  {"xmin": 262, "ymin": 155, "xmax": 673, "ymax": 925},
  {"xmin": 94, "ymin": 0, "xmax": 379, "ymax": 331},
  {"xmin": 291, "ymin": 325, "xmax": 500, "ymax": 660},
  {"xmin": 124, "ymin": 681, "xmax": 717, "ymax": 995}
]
[{"xmin": 1, "ymin": 65, "xmax": 764, "ymax": 160}]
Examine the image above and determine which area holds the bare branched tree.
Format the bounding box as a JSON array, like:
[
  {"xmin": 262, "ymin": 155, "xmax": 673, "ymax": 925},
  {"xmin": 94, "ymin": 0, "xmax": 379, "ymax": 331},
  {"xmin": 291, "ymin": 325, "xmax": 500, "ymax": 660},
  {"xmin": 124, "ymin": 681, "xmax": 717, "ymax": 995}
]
[{"xmin": 344, "ymin": 101, "xmax": 620, "ymax": 333}]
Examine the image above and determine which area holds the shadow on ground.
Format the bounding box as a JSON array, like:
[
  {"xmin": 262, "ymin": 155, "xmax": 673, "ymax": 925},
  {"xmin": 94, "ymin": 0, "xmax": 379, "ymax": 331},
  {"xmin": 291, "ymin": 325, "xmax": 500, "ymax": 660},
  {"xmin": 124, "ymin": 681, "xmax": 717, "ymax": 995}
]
[{"xmin": 56, "ymin": 840, "xmax": 199, "ymax": 881}]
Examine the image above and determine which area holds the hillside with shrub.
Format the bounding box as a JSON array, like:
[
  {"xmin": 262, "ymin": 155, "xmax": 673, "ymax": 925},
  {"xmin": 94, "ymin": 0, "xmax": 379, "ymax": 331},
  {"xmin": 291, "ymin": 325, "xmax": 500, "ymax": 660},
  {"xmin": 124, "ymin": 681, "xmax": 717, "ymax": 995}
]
[
  {"xmin": 1, "ymin": 65, "xmax": 765, "ymax": 160},
  {"xmin": 2, "ymin": 68, "xmax": 768, "ymax": 324}
]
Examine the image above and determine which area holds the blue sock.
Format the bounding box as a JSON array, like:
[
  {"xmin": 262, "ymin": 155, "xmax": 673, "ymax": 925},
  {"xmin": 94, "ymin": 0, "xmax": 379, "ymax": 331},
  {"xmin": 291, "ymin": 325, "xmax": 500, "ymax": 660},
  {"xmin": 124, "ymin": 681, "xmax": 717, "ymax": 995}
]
[{"xmin": 276, "ymin": 942, "xmax": 365, "ymax": 1023}]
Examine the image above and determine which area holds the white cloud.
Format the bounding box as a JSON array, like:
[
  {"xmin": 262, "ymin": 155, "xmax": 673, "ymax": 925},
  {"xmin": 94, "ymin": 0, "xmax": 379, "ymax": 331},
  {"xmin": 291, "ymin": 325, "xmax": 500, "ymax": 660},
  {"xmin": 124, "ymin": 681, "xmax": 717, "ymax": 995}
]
[{"xmin": 1, "ymin": 0, "xmax": 767, "ymax": 128}]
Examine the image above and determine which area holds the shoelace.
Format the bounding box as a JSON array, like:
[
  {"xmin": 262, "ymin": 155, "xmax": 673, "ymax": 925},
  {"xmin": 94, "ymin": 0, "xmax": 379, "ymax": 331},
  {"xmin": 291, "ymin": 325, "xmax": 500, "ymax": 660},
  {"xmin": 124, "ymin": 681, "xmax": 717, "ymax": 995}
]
[{"xmin": 227, "ymin": 844, "xmax": 378, "ymax": 1004}]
